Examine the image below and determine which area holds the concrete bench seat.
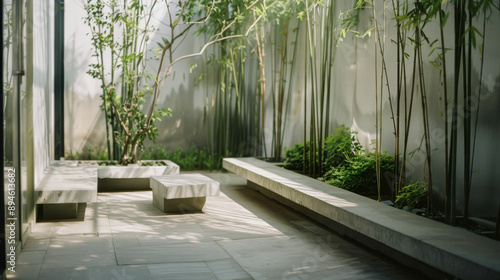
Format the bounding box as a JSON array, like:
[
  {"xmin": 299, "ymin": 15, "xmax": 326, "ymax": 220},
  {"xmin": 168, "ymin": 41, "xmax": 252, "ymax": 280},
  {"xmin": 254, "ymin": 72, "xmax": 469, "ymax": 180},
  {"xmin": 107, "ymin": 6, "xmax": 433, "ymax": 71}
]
[
  {"xmin": 223, "ymin": 157, "xmax": 500, "ymax": 280},
  {"xmin": 150, "ymin": 173, "xmax": 220, "ymax": 213},
  {"xmin": 35, "ymin": 163, "xmax": 97, "ymax": 219}
]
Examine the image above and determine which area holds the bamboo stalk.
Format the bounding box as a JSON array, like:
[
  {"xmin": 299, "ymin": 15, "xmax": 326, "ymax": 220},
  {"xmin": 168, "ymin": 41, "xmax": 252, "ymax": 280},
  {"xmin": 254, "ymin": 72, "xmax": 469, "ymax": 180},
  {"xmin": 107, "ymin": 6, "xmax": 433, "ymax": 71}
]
[
  {"xmin": 449, "ymin": 0, "xmax": 466, "ymax": 225},
  {"xmin": 303, "ymin": 16, "xmax": 309, "ymax": 175},
  {"xmin": 417, "ymin": 30, "xmax": 434, "ymax": 216},
  {"xmin": 281, "ymin": 21, "xmax": 301, "ymax": 154},
  {"xmin": 438, "ymin": 3, "xmax": 450, "ymax": 224},
  {"xmin": 463, "ymin": 0, "xmax": 473, "ymax": 225},
  {"xmin": 496, "ymin": 202, "xmax": 500, "ymax": 240},
  {"xmin": 373, "ymin": 0, "xmax": 380, "ymax": 199},
  {"xmin": 470, "ymin": 3, "xmax": 488, "ymax": 215}
]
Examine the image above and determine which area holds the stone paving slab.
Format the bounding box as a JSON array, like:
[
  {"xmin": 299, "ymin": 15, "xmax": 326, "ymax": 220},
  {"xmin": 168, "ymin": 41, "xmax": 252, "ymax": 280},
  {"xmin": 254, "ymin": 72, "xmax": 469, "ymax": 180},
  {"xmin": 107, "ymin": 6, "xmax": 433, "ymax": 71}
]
[
  {"xmin": 9, "ymin": 172, "xmax": 427, "ymax": 280},
  {"xmin": 115, "ymin": 241, "xmax": 230, "ymax": 265},
  {"xmin": 37, "ymin": 265, "xmax": 151, "ymax": 280}
]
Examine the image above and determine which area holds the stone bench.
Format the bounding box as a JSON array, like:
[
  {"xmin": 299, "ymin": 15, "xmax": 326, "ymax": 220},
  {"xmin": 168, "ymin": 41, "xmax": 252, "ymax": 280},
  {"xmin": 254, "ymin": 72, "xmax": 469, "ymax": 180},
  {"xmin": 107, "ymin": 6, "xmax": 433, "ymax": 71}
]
[
  {"xmin": 223, "ymin": 157, "xmax": 500, "ymax": 280},
  {"xmin": 150, "ymin": 173, "xmax": 220, "ymax": 213},
  {"xmin": 35, "ymin": 162, "xmax": 97, "ymax": 219},
  {"xmin": 98, "ymin": 160, "xmax": 180, "ymax": 191}
]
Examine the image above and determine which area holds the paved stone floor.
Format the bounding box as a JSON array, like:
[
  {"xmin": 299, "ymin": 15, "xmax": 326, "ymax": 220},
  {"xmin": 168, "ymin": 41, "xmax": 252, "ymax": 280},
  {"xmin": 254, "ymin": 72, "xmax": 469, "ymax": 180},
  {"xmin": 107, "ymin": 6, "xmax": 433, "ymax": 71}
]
[{"xmin": 9, "ymin": 173, "xmax": 427, "ymax": 279}]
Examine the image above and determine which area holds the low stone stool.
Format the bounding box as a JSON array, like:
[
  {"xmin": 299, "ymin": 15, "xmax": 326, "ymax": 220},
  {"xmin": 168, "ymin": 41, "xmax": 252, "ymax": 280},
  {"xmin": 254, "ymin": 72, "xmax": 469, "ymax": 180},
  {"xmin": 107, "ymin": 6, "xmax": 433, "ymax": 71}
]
[{"xmin": 150, "ymin": 173, "xmax": 220, "ymax": 213}]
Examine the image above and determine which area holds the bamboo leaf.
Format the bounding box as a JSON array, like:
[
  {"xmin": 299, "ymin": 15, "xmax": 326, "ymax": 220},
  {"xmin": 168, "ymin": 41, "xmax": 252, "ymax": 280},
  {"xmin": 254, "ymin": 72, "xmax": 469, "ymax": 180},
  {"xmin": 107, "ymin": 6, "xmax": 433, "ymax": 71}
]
[
  {"xmin": 441, "ymin": 11, "xmax": 449, "ymax": 28},
  {"xmin": 429, "ymin": 61, "xmax": 441, "ymax": 71},
  {"xmin": 359, "ymin": 26, "xmax": 374, "ymax": 38},
  {"xmin": 428, "ymin": 47, "xmax": 436, "ymax": 57},
  {"xmin": 190, "ymin": 63, "xmax": 198, "ymax": 74}
]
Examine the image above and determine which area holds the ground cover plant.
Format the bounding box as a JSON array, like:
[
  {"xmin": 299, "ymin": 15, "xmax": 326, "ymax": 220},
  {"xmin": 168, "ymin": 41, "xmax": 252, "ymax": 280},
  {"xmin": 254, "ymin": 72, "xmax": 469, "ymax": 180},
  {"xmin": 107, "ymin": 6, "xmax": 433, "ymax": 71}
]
[
  {"xmin": 141, "ymin": 146, "xmax": 214, "ymax": 170},
  {"xmin": 395, "ymin": 181, "xmax": 428, "ymax": 210},
  {"xmin": 322, "ymin": 151, "xmax": 394, "ymax": 196},
  {"xmin": 284, "ymin": 125, "xmax": 393, "ymax": 196}
]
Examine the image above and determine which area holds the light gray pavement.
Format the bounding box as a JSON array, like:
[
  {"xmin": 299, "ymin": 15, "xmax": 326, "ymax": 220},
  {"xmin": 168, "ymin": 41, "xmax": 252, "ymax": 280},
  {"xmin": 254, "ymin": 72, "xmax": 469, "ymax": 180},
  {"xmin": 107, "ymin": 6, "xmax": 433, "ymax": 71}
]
[{"xmin": 9, "ymin": 172, "xmax": 426, "ymax": 280}]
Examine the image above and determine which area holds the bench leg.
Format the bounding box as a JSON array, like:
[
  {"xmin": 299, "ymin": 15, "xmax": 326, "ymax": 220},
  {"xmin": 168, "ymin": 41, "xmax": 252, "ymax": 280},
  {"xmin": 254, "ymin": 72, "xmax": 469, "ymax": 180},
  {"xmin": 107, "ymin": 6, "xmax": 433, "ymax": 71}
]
[
  {"xmin": 152, "ymin": 191, "xmax": 165, "ymax": 211},
  {"xmin": 40, "ymin": 203, "xmax": 78, "ymax": 219},
  {"xmin": 154, "ymin": 197, "xmax": 207, "ymax": 213}
]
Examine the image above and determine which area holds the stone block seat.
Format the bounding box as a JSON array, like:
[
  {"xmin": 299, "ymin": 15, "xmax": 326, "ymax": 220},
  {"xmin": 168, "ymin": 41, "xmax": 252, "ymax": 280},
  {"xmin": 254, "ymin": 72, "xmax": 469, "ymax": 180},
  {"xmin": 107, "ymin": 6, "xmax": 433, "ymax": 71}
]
[
  {"xmin": 35, "ymin": 162, "xmax": 97, "ymax": 219},
  {"xmin": 150, "ymin": 173, "xmax": 220, "ymax": 213}
]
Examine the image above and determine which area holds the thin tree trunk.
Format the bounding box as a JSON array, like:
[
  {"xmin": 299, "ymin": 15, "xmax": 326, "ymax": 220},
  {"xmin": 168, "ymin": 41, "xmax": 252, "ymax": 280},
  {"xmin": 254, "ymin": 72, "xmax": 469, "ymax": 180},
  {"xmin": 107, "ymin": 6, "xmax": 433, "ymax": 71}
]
[
  {"xmin": 496, "ymin": 202, "xmax": 500, "ymax": 240},
  {"xmin": 439, "ymin": 3, "xmax": 450, "ymax": 223},
  {"xmin": 463, "ymin": 0, "xmax": 473, "ymax": 225}
]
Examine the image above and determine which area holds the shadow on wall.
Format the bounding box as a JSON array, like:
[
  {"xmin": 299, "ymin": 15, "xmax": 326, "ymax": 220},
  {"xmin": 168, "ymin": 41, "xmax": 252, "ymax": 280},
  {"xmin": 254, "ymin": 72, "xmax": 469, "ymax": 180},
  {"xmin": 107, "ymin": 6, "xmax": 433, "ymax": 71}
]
[
  {"xmin": 468, "ymin": 73, "xmax": 500, "ymax": 217},
  {"xmin": 64, "ymin": 31, "xmax": 107, "ymax": 157},
  {"xmin": 144, "ymin": 80, "xmax": 207, "ymax": 151},
  {"xmin": 142, "ymin": 6, "xmax": 206, "ymax": 152}
]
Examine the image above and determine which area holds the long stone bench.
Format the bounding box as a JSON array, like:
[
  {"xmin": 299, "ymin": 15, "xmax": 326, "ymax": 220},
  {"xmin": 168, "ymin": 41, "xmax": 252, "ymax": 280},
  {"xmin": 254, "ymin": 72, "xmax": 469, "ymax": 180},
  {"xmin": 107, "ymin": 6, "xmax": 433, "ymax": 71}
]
[
  {"xmin": 223, "ymin": 157, "xmax": 500, "ymax": 280},
  {"xmin": 35, "ymin": 162, "xmax": 97, "ymax": 219}
]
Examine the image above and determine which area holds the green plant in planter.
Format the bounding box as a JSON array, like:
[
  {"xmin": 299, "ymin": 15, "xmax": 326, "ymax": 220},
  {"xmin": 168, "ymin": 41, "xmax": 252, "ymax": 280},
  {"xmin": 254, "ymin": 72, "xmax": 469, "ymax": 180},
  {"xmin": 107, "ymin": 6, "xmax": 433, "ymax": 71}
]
[
  {"xmin": 141, "ymin": 146, "xmax": 214, "ymax": 170},
  {"xmin": 85, "ymin": 0, "xmax": 269, "ymax": 165},
  {"xmin": 284, "ymin": 142, "xmax": 311, "ymax": 171},
  {"xmin": 84, "ymin": 0, "xmax": 171, "ymax": 165},
  {"xmin": 395, "ymin": 181, "xmax": 428, "ymax": 211},
  {"xmin": 323, "ymin": 125, "xmax": 362, "ymax": 171},
  {"xmin": 284, "ymin": 125, "xmax": 361, "ymax": 174},
  {"xmin": 323, "ymin": 152, "xmax": 394, "ymax": 196}
]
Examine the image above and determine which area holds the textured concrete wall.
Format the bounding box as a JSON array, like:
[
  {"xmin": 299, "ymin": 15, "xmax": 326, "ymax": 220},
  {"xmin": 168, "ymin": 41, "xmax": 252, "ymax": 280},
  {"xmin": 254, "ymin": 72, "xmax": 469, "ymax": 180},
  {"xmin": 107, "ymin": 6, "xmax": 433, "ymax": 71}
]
[
  {"xmin": 30, "ymin": 0, "xmax": 54, "ymax": 187},
  {"xmin": 63, "ymin": 1, "xmax": 500, "ymax": 216}
]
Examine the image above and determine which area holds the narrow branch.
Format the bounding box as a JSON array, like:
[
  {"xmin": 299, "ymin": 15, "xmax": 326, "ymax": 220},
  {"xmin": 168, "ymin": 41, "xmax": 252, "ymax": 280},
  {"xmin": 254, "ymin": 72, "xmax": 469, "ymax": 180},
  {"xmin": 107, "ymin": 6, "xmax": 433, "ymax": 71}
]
[{"xmin": 107, "ymin": 89, "xmax": 130, "ymax": 136}]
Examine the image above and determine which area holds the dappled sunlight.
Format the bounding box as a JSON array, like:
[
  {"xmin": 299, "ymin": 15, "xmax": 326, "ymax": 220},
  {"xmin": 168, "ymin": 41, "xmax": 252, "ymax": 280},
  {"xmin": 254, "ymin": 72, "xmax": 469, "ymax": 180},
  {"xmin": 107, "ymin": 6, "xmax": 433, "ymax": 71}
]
[
  {"xmin": 99, "ymin": 187, "xmax": 285, "ymax": 241},
  {"xmin": 18, "ymin": 173, "xmax": 428, "ymax": 279}
]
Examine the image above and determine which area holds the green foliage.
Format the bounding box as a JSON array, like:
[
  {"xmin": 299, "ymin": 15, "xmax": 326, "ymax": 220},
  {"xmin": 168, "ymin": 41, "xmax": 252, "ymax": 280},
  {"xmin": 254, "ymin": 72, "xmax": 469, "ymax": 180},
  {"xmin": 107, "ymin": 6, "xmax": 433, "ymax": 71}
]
[
  {"xmin": 65, "ymin": 147, "xmax": 108, "ymax": 160},
  {"xmin": 65, "ymin": 150, "xmax": 83, "ymax": 160},
  {"xmin": 284, "ymin": 125, "xmax": 361, "ymax": 174},
  {"xmin": 141, "ymin": 146, "xmax": 217, "ymax": 171},
  {"xmin": 323, "ymin": 125, "xmax": 362, "ymax": 170},
  {"xmin": 283, "ymin": 142, "xmax": 310, "ymax": 171},
  {"xmin": 323, "ymin": 152, "xmax": 394, "ymax": 196},
  {"xmin": 84, "ymin": 0, "xmax": 171, "ymax": 164},
  {"xmin": 395, "ymin": 181, "xmax": 428, "ymax": 210}
]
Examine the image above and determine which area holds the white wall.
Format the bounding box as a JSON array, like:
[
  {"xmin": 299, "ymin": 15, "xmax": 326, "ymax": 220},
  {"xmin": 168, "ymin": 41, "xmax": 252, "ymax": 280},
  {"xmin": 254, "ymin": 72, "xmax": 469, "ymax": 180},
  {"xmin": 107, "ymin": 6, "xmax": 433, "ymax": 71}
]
[
  {"xmin": 64, "ymin": 0, "xmax": 500, "ymax": 217},
  {"xmin": 65, "ymin": 0, "xmax": 106, "ymax": 154},
  {"xmin": 30, "ymin": 0, "xmax": 54, "ymax": 186}
]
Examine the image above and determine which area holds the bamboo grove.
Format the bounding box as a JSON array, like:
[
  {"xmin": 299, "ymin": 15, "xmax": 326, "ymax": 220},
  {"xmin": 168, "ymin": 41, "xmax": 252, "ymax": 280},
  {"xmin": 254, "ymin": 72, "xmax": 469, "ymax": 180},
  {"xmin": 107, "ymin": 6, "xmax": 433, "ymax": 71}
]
[
  {"xmin": 198, "ymin": 0, "xmax": 499, "ymax": 229},
  {"xmin": 84, "ymin": 0, "xmax": 500, "ymax": 233}
]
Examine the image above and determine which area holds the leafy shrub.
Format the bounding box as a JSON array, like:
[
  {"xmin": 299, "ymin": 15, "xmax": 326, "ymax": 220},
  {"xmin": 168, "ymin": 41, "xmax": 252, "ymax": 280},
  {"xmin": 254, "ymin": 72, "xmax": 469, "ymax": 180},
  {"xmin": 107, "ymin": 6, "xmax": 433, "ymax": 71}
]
[
  {"xmin": 395, "ymin": 181, "xmax": 428, "ymax": 210},
  {"xmin": 283, "ymin": 142, "xmax": 310, "ymax": 171},
  {"xmin": 66, "ymin": 147, "xmax": 108, "ymax": 160},
  {"xmin": 141, "ymin": 146, "xmax": 215, "ymax": 170},
  {"xmin": 283, "ymin": 125, "xmax": 396, "ymax": 197},
  {"xmin": 323, "ymin": 152, "xmax": 394, "ymax": 196},
  {"xmin": 323, "ymin": 125, "xmax": 362, "ymax": 171},
  {"xmin": 284, "ymin": 125, "xmax": 362, "ymax": 174}
]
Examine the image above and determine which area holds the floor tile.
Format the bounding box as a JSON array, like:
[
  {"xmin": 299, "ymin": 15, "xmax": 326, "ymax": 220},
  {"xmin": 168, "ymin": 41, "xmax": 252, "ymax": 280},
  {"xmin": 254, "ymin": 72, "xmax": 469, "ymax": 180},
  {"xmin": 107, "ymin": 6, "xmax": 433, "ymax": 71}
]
[
  {"xmin": 37, "ymin": 265, "xmax": 151, "ymax": 280},
  {"xmin": 115, "ymin": 241, "xmax": 229, "ymax": 265},
  {"xmin": 7, "ymin": 264, "xmax": 41, "ymax": 280},
  {"xmin": 17, "ymin": 251, "xmax": 46, "ymax": 265},
  {"xmin": 15, "ymin": 173, "xmax": 426, "ymax": 280},
  {"xmin": 206, "ymin": 259, "xmax": 252, "ymax": 280},
  {"xmin": 148, "ymin": 262, "xmax": 216, "ymax": 280},
  {"xmin": 22, "ymin": 237, "xmax": 50, "ymax": 251}
]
